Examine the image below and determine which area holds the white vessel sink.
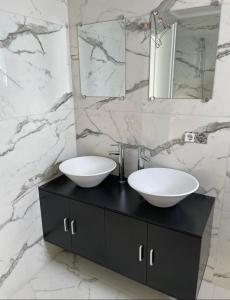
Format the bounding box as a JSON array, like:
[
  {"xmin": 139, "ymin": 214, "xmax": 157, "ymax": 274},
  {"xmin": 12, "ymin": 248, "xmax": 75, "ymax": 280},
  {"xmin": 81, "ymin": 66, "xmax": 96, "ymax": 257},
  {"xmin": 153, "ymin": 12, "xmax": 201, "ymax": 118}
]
[
  {"xmin": 128, "ymin": 168, "xmax": 199, "ymax": 208},
  {"xmin": 59, "ymin": 156, "xmax": 116, "ymax": 188}
]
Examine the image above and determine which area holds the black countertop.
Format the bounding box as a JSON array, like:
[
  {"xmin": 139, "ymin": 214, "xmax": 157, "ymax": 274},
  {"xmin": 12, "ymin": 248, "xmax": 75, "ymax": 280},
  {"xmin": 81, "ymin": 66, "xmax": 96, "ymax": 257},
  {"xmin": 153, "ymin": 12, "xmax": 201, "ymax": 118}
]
[{"xmin": 40, "ymin": 175, "xmax": 215, "ymax": 238}]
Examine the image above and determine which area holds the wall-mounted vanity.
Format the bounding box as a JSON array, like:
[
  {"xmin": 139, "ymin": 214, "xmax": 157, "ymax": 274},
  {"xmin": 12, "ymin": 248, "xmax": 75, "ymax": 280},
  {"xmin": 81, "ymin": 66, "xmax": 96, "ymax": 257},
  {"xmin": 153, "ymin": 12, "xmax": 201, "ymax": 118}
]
[{"xmin": 39, "ymin": 175, "xmax": 214, "ymax": 300}]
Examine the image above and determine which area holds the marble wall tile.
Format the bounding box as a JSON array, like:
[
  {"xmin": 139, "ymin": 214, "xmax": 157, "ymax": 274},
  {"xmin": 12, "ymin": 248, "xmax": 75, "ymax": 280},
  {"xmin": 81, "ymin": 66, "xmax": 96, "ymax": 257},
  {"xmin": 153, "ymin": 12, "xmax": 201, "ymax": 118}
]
[
  {"xmin": 0, "ymin": 0, "xmax": 68, "ymax": 25},
  {"xmin": 213, "ymin": 285, "xmax": 230, "ymax": 299},
  {"xmin": 141, "ymin": 114, "xmax": 230, "ymax": 208},
  {"xmin": 0, "ymin": 188, "xmax": 61, "ymax": 299},
  {"xmin": 76, "ymin": 108, "xmax": 141, "ymax": 156},
  {"xmin": 73, "ymin": 0, "xmax": 162, "ymax": 24},
  {"xmin": 11, "ymin": 251, "xmax": 173, "ymax": 300},
  {"xmin": 0, "ymin": 110, "xmax": 76, "ymax": 215},
  {"xmin": 172, "ymin": 0, "xmax": 222, "ymax": 11},
  {"xmin": 0, "ymin": 109, "xmax": 76, "ymax": 298},
  {"xmin": 0, "ymin": 2, "xmax": 76, "ymax": 299},
  {"xmin": 222, "ymin": 153, "xmax": 230, "ymax": 212},
  {"xmin": 0, "ymin": 11, "xmax": 73, "ymax": 121},
  {"xmin": 198, "ymin": 281, "xmax": 215, "ymax": 299}
]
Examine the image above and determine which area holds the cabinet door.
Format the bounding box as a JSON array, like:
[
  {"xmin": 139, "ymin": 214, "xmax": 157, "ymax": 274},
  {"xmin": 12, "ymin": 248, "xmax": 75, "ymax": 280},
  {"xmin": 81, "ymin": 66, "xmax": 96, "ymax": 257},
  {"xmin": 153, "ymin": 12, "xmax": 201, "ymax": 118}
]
[
  {"xmin": 105, "ymin": 211, "xmax": 147, "ymax": 284},
  {"xmin": 147, "ymin": 224, "xmax": 200, "ymax": 300},
  {"xmin": 39, "ymin": 190, "xmax": 71, "ymax": 251},
  {"xmin": 69, "ymin": 200, "xmax": 105, "ymax": 266}
]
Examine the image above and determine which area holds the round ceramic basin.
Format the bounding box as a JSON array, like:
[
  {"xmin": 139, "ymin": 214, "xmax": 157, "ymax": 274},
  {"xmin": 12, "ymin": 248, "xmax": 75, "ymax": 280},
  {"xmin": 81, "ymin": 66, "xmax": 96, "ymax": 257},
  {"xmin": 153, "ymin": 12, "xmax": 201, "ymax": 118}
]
[
  {"xmin": 128, "ymin": 168, "xmax": 199, "ymax": 208},
  {"xmin": 59, "ymin": 156, "xmax": 116, "ymax": 188}
]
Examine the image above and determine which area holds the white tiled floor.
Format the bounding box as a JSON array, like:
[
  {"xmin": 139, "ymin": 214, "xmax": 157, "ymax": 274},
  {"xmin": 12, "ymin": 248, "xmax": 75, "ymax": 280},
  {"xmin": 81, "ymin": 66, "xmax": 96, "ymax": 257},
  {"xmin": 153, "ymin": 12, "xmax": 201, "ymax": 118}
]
[{"xmin": 11, "ymin": 249, "xmax": 230, "ymax": 300}]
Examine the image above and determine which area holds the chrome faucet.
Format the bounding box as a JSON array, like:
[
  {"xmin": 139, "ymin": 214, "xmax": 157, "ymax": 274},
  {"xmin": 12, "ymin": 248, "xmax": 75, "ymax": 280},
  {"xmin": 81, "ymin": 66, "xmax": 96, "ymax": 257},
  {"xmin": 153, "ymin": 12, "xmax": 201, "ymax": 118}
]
[
  {"xmin": 109, "ymin": 143, "xmax": 126, "ymax": 183},
  {"xmin": 138, "ymin": 145, "xmax": 149, "ymax": 170}
]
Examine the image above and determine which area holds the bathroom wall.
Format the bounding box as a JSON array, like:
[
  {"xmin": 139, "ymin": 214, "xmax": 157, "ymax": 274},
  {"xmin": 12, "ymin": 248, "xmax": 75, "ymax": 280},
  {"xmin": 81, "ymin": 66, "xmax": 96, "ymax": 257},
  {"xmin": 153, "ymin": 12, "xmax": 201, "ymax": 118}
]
[
  {"xmin": 69, "ymin": 0, "xmax": 230, "ymax": 293},
  {"xmin": 0, "ymin": 0, "xmax": 76, "ymax": 298}
]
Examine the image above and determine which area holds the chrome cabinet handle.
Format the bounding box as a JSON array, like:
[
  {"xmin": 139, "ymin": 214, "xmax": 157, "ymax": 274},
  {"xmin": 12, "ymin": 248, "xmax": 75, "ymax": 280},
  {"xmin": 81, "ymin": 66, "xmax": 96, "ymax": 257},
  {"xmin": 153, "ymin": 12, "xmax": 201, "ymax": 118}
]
[
  {"xmin": 63, "ymin": 218, "xmax": 69, "ymax": 232},
  {"xmin": 71, "ymin": 220, "xmax": 76, "ymax": 235},
  {"xmin": 150, "ymin": 249, "xmax": 154, "ymax": 266},
  {"xmin": 139, "ymin": 245, "xmax": 144, "ymax": 262}
]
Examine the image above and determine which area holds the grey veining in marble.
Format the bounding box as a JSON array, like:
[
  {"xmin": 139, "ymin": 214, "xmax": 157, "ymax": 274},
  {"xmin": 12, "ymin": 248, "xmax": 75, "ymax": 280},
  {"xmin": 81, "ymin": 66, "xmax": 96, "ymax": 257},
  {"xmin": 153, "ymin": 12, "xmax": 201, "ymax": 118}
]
[
  {"xmin": 217, "ymin": 42, "xmax": 230, "ymax": 59},
  {"xmin": 0, "ymin": 236, "xmax": 43, "ymax": 288},
  {"xmin": 0, "ymin": 20, "xmax": 62, "ymax": 55},
  {"xmin": 68, "ymin": 1, "xmax": 230, "ymax": 297},
  {"xmin": 0, "ymin": 2, "xmax": 76, "ymax": 298},
  {"xmin": 1, "ymin": 0, "xmax": 230, "ymax": 298},
  {"xmin": 84, "ymin": 79, "xmax": 149, "ymax": 110}
]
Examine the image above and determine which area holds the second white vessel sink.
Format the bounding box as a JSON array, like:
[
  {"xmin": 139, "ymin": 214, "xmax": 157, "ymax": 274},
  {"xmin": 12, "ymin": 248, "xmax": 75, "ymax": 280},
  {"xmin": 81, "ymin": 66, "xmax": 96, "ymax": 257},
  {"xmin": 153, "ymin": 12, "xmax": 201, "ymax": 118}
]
[
  {"xmin": 128, "ymin": 168, "xmax": 199, "ymax": 208},
  {"xmin": 59, "ymin": 156, "xmax": 116, "ymax": 188}
]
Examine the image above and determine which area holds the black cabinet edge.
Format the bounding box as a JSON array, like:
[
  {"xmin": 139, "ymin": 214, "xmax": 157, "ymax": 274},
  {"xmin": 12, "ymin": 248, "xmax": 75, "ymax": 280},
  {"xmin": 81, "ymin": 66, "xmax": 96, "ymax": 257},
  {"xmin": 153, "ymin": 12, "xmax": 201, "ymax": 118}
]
[{"xmin": 38, "ymin": 187, "xmax": 211, "ymax": 239}]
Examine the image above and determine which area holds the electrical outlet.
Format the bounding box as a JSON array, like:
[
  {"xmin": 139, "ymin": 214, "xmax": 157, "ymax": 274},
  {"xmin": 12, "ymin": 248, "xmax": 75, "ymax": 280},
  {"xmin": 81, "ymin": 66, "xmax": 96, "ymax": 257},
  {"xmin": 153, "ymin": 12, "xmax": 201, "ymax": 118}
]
[{"xmin": 184, "ymin": 132, "xmax": 196, "ymax": 143}]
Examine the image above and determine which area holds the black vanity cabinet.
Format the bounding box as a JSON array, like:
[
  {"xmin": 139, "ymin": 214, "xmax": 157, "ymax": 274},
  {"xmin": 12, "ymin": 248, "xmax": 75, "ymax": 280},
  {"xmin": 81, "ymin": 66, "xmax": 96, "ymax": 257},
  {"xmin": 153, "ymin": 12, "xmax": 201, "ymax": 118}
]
[
  {"xmin": 69, "ymin": 200, "xmax": 105, "ymax": 265},
  {"xmin": 105, "ymin": 211, "xmax": 147, "ymax": 284},
  {"xmin": 39, "ymin": 175, "xmax": 214, "ymax": 300},
  {"xmin": 39, "ymin": 190, "xmax": 105, "ymax": 265},
  {"xmin": 147, "ymin": 225, "xmax": 201, "ymax": 299},
  {"xmin": 40, "ymin": 191, "xmax": 71, "ymax": 251}
]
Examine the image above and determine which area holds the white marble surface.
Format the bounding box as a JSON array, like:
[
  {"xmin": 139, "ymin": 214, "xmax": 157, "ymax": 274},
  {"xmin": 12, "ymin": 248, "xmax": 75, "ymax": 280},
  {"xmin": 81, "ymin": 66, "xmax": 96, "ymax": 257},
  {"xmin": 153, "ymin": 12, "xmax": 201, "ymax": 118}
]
[
  {"xmin": 0, "ymin": 1, "xmax": 76, "ymax": 299},
  {"xmin": 0, "ymin": 0, "xmax": 68, "ymax": 25},
  {"xmin": 9, "ymin": 249, "xmax": 230, "ymax": 300},
  {"xmin": 0, "ymin": 11, "xmax": 73, "ymax": 121},
  {"xmin": 2, "ymin": 0, "xmax": 230, "ymax": 299}
]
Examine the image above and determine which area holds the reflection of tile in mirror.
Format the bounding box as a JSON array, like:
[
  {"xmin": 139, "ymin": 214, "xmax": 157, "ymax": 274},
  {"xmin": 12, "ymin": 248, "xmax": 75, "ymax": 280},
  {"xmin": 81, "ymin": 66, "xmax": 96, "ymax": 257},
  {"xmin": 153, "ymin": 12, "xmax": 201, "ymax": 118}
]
[
  {"xmin": 78, "ymin": 19, "xmax": 125, "ymax": 98},
  {"xmin": 173, "ymin": 11, "xmax": 220, "ymax": 100},
  {"xmin": 149, "ymin": 5, "xmax": 221, "ymax": 101}
]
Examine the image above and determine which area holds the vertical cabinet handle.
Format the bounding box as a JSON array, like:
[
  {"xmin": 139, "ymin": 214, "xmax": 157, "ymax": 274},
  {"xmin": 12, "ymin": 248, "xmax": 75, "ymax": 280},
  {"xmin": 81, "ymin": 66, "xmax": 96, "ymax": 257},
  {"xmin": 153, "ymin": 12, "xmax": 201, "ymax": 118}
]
[
  {"xmin": 71, "ymin": 220, "xmax": 76, "ymax": 235},
  {"xmin": 63, "ymin": 218, "xmax": 69, "ymax": 232},
  {"xmin": 139, "ymin": 245, "xmax": 144, "ymax": 262},
  {"xmin": 150, "ymin": 249, "xmax": 154, "ymax": 266}
]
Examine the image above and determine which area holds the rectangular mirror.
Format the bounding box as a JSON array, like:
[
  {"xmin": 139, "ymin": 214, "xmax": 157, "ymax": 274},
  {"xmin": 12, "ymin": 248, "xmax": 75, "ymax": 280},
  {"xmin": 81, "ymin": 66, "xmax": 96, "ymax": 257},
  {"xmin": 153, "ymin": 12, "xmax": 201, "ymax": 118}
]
[
  {"xmin": 149, "ymin": 5, "xmax": 221, "ymax": 101},
  {"xmin": 78, "ymin": 19, "xmax": 126, "ymax": 98}
]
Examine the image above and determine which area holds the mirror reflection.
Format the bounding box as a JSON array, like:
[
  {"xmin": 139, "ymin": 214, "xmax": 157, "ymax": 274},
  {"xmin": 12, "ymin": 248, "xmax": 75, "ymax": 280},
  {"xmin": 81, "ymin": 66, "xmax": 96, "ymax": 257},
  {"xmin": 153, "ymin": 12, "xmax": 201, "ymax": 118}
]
[
  {"xmin": 78, "ymin": 19, "xmax": 126, "ymax": 98},
  {"xmin": 149, "ymin": 5, "xmax": 221, "ymax": 101}
]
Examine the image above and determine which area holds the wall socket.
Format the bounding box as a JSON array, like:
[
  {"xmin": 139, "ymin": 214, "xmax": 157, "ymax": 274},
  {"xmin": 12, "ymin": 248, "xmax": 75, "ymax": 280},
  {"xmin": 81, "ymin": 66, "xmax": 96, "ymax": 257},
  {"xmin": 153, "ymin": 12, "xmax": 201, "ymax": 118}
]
[
  {"xmin": 184, "ymin": 132, "xmax": 196, "ymax": 143},
  {"xmin": 184, "ymin": 132, "xmax": 208, "ymax": 144}
]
